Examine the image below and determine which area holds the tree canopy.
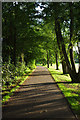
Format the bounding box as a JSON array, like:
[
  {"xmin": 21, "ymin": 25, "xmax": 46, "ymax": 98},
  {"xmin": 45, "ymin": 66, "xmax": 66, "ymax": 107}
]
[{"xmin": 2, "ymin": 2, "xmax": 80, "ymax": 82}]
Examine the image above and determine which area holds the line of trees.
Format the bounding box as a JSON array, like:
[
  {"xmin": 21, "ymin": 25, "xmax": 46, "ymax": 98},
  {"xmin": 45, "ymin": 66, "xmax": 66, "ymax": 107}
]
[
  {"xmin": 2, "ymin": 2, "xmax": 80, "ymax": 82},
  {"xmin": 36, "ymin": 2, "xmax": 80, "ymax": 82}
]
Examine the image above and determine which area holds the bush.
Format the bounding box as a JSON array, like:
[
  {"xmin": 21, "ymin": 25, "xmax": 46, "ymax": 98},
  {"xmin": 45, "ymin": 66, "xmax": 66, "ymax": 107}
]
[
  {"xmin": 2, "ymin": 63, "xmax": 15, "ymax": 86},
  {"xmin": 2, "ymin": 61, "xmax": 28, "ymax": 86},
  {"xmin": 27, "ymin": 60, "xmax": 36, "ymax": 70},
  {"xmin": 2, "ymin": 58, "xmax": 36, "ymax": 88}
]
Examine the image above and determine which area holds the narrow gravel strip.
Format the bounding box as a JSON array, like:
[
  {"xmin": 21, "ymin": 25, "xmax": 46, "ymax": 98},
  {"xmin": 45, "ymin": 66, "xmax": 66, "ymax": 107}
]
[{"xmin": 2, "ymin": 66, "xmax": 77, "ymax": 119}]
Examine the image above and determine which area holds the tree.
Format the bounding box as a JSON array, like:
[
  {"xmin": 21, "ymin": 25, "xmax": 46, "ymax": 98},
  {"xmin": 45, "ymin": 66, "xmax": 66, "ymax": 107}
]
[
  {"xmin": 54, "ymin": 3, "xmax": 80, "ymax": 82},
  {"xmin": 40, "ymin": 2, "xmax": 80, "ymax": 82},
  {"xmin": 2, "ymin": 2, "xmax": 39, "ymax": 66}
]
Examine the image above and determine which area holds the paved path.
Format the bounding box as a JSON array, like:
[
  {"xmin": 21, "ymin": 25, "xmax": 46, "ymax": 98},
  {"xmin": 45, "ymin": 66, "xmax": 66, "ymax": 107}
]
[{"xmin": 2, "ymin": 66, "xmax": 76, "ymax": 119}]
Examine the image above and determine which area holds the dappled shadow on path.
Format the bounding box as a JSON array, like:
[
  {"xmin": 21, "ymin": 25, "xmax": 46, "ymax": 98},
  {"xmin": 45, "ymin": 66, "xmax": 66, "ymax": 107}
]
[
  {"xmin": 20, "ymin": 82, "xmax": 73, "ymax": 86},
  {"xmin": 29, "ymin": 71, "xmax": 51, "ymax": 76},
  {"xmin": 2, "ymin": 67, "xmax": 76, "ymax": 119},
  {"xmin": 3, "ymin": 82, "xmax": 75, "ymax": 119}
]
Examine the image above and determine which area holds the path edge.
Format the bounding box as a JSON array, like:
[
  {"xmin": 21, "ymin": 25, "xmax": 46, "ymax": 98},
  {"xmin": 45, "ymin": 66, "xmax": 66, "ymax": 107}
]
[
  {"xmin": 47, "ymin": 67, "xmax": 79, "ymax": 120},
  {"xmin": 2, "ymin": 68, "xmax": 36, "ymax": 106}
]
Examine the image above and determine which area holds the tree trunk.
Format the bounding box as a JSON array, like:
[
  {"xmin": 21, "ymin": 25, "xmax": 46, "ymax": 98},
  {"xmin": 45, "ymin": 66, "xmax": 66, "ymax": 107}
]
[
  {"xmin": 69, "ymin": 3, "xmax": 76, "ymax": 72},
  {"xmin": 13, "ymin": 3, "xmax": 17, "ymax": 66},
  {"xmin": 43, "ymin": 62, "xmax": 45, "ymax": 66},
  {"xmin": 54, "ymin": 18, "xmax": 79, "ymax": 82},
  {"xmin": 54, "ymin": 24, "xmax": 67, "ymax": 73},
  {"xmin": 77, "ymin": 42, "xmax": 80, "ymax": 73},
  {"xmin": 55, "ymin": 53, "xmax": 59, "ymax": 70},
  {"xmin": 13, "ymin": 27, "xmax": 16, "ymax": 66},
  {"xmin": 51, "ymin": 63, "xmax": 52, "ymax": 66},
  {"xmin": 69, "ymin": 72, "xmax": 80, "ymax": 83},
  {"xmin": 62, "ymin": 60, "xmax": 68, "ymax": 74},
  {"xmin": 21, "ymin": 53, "xmax": 24, "ymax": 63},
  {"xmin": 47, "ymin": 51, "xmax": 49, "ymax": 68}
]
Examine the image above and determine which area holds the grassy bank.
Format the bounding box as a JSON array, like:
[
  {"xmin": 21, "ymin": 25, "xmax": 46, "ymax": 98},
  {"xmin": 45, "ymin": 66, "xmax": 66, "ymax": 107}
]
[
  {"xmin": 2, "ymin": 68, "xmax": 35, "ymax": 104},
  {"xmin": 48, "ymin": 66, "xmax": 80, "ymax": 119}
]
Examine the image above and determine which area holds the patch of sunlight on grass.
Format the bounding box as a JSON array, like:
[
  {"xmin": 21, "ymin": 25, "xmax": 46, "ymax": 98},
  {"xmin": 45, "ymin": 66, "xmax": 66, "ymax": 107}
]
[
  {"xmin": 58, "ymin": 83, "xmax": 80, "ymax": 111},
  {"xmin": 48, "ymin": 68, "xmax": 71, "ymax": 82},
  {"xmin": 48, "ymin": 66, "xmax": 80, "ymax": 115}
]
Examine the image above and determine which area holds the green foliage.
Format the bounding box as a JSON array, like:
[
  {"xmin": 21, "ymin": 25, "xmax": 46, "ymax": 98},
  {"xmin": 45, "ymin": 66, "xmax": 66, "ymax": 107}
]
[
  {"xmin": 49, "ymin": 67, "xmax": 71, "ymax": 82},
  {"xmin": 48, "ymin": 66, "xmax": 80, "ymax": 116},
  {"xmin": 2, "ymin": 59, "xmax": 36, "ymax": 103},
  {"xmin": 2, "ymin": 2, "xmax": 38, "ymax": 64},
  {"xmin": 27, "ymin": 59, "xmax": 36, "ymax": 70},
  {"xmin": 74, "ymin": 51, "xmax": 79, "ymax": 63},
  {"xmin": 15, "ymin": 62, "xmax": 27, "ymax": 76},
  {"xmin": 2, "ymin": 60, "xmax": 31, "ymax": 87},
  {"xmin": 2, "ymin": 62, "xmax": 15, "ymax": 86}
]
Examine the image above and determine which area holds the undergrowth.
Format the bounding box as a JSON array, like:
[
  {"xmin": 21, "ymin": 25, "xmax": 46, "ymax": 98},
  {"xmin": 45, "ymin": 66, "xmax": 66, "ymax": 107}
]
[{"xmin": 2, "ymin": 60, "xmax": 36, "ymax": 103}]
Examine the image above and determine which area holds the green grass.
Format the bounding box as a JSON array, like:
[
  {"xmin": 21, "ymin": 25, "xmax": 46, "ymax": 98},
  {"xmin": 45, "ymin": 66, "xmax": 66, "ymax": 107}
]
[
  {"xmin": 48, "ymin": 67, "xmax": 80, "ymax": 117},
  {"xmin": 2, "ymin": 68, "xmax": 35, "ymax": 104}
]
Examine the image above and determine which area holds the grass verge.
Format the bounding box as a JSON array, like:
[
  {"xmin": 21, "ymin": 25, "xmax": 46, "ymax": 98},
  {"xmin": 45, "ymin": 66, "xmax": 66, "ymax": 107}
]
[
  {"xmin": 2, "ymin": 68, "xmax": 35, "ymax": 104},
  {"xmin": 48, "ymin": 67, "xmax": 80, "ymax": 119}
]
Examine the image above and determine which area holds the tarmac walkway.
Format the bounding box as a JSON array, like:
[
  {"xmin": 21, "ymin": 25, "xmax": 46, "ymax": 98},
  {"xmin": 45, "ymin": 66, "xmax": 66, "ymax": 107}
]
[{"xmin": 2, "ymin": 66, "xmax": 77, "ymax": 119}]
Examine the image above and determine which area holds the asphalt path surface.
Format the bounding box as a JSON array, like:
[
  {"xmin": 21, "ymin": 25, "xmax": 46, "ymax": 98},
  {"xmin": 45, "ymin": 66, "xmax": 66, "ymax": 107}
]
[{"xmin": 2, "ymin": 66, "xmax": 77, "ymax": 119}]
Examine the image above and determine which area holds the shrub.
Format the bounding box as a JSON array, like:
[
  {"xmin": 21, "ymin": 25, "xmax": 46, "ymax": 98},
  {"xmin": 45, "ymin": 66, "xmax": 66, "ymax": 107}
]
[
  {"xmin": 2, "ymin": 61, "xmax": 28, "ymax": 86},
  {"xmin": 27, "ymin": 60, "xmax": 36, "ymax": 70}
]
